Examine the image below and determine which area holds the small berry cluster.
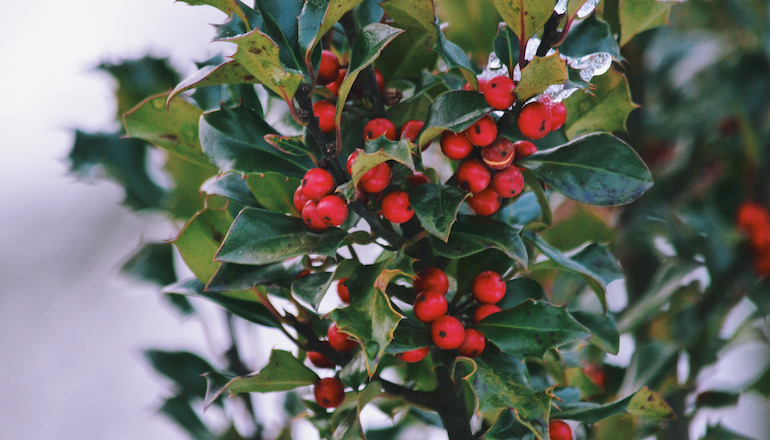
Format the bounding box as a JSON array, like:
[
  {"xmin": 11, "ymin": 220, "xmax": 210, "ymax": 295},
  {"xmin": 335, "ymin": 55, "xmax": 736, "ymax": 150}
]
[
  {"xmin": 296, "ymin": 168, "xmax": 348, "ymax": 232},
  {"xmin": 736, "ymin": 201, "xmax": 770, "ymax": 276}
]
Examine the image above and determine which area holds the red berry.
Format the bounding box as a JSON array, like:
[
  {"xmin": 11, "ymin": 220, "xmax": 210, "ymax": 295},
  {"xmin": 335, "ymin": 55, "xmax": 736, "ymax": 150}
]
[
  {"xmin": 328, "ymin": 324, "xmax": 357, "ymax": 351},
  {"xmin": 381, "ymin": 190, "xmax": 414, "ymax": 224},
  {"xmin": 314, "ymin": 377, "xmax": 345, "ymax": 409},
  {"xmin": 327, "ymin": 68, "xmax": 346, "ymax": 96},
  {"xmin": 313, "ymin": 100, "xmax": 336, "ymax": 133},
  {"xmin": 463, "ymin": 78, "xmax": 489, "ymax": 93},
  {"xmin": 484, "ymin": 76, "xmax": 516, "ymax": 110},
  {"xmin": 347, "ymin": 150, "xmax": 377, "ymax": 181},
  {"xmin": 374, "ymin": 68, "xmax": 385, "ymax": 93},
  {"xmin": 316, "ymin": 195, "xmax": 348, "ymax": 226},
  {"xmin": 396, "ymin": 347, "xmax": 430, "ymax": 363},
  {"xmin": 302, "ymin": 201, "xmax": 330, "ymax": 232},
  {"xmin": 337, "ymin": 278, "xmax": 350, "ymax": 304},
  {"xmin": 307, "ymin": 341, "xmax": 335, "ymax": 368},
  {"xmin": 363, "ymin": 118, "xmax": 397, "ymax": 141},
  {"xmin": 408, "ymin": 172, "xmax": 430, "ymax": 187},
  {"xmin": 471, "ymin": 271, "xmax": 506, "ymax": 304},
  {"xmin": 473, "ymin": 304, "xmax": 501, "ymax": 323},
  {"xmin": 481, "ymin": 137, "xmax": 515, "ymax": 170},
  {"xmin": 358, "ymin": 162, "xmax": 391, "ymax": 193},
  {"xmin": 456, "ymin": 159, "xmax": 492, "ymax": 193},
  {"xmin": 399, "ymin": 119, "xmax": 425, "ymax": 143},
  {"xmin": 440, "ymin": 131, "xmax": 474, "ymax": 160},
  {"xmin": 317, "ymin": 50, "xmax": 340, "ymax": 85},
  {"xmin": 465, "ymin": 114, "xmax": 498, "ymax": 147},
  {"xmin": 413, "ymin": 290, "xmax": 449, "ymax": 323},
  {"xmin": 583, "ymin": 364, "xmax": 607, "ymax": 389},
  {"xmin": 301, "ymin": 168, "xmax": 336, "ymax": 201},
  {"xmin": 467, "ymin": 187, "xmax": 502, "ymax": 216},
  {"xmin": 294, "ymin": 185, "xmax": 310, "ymax": 212},
  {"xmin": 548, "ymin": 420, "xmax": 572, "ymax": 440},
  {"xmin": 413, "ymin": 267, "xmax": 449, "ymax": 295},
  {"xmin": 513, "ymin": 140, "xmax": 538, "ymax": 159},
  {"xmin": 549, "ymin": 101, "xmax": 567, "ymax": 131},
  {"xmin": 431, "ymin": 316, "xmax": 465, "ymax": 350},
  {"xmin": 492, "ymin": 165, "xmax": 525, "ymax": 198},
  {"xmin": 458, "ymin": 328, "xmax": 485, "ymax": 358},
  {"xmin": 518, "ymin": 102, "xmax": 552, "ymax": 140},
  {"xmin": 297, "ymin": 269, "xmax": 311, "ymax": 279}
]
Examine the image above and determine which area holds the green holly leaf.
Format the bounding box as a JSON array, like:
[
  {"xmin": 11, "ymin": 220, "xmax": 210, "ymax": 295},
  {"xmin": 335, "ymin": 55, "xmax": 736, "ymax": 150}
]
[
  {"xmin": 167, "ymin": 61, "xmax": 258, "ymax": 105},
  {"xmin": 178, "ymin": 0, "xmax": 250, "ymax": 28},
  {"xmin": 199, "ymin": 105, "xmax": 313, "ymax": 178},
  {"xmin": 212, "ymin": 0, "xmax": 263, "ymax": 40},
  {"xmin": 98, "ymin": 56, "xmax": 180, "ymax": 118},
  {"xmin": 559, "ymin": 14, "xmax": 622, "ymax": 60},
  {"xmin": 518, "ymin": 133, "xmax": 653, "ymax": 206},
  {"xmin": 571, "ymin": 311, "xmax": 620, "ymax": 355},
  {"xmin": 291, "ymin": 260, "xmax": 356, "ymax": 310},
  {"xmin": 334, "ymin": 24, "xmax": 404, "ymax": 129},
  {"xmin": 123, "ymin": 93, "xmax": 213, "ymax": 168},
  {"xmin": 539, "ymin": 205, "xmax": 614, "ymax": 251},
  {"xmin": 428, "ymin": 215, "xmax": 527, "ymax": 267},
  {"xmin": 491, "ymin": 0, "xmax": 553, "ymax": 42},
  {"xmin": 619, "ymin": 0, "xmax": 677, "ymax": 47},
  {"xmin": 299, "ymin": 0, "xmax": 366, "ymax": 66},
  {"xmin": 552, "ymin": 387, "xmax": 674, "ymax": 422},
  {"xmin": 377, "ymin": 0, "xmax": 438, "ymax": 80},
  {"xmin": 432, "ymin": 22, "xmax": 478, "ymax": 88},
  {"xmin": 253, "ymin": 0, "xmax": 304, "ymax": 72},
  {"xmin": 563, "ymin": 367, "xmax": 605, "ymax": 399},
  {"xmin": 331, "ymin": 381, "xmax": 382, "ymax": 440},
  {"xmin": 563, "ymin": 69, "xmax": 639, "ymax": 140},
  {"xmin": 245, "ymin": 172, "xmax": 301, "ymax": 215},
  {"xmin": 516, "ymin": 52, "xmax": 568, "ymax": 102},
  {"xmin": 493, "ymin": 25, "xmax": 520, "ymax": 75},
  {"xmin": 201, "ymin": 172, "xmax": 260, "ymax": 207},
  {"xmin": 417, "ymin": 90, "xmax": 491, "ymax": 147},
  {"xmin": 381, "ymin": 0, "xmax": 436, "ymax": 45},
  {"xmin": 329, "ymin": 263, "xmax": 404, "ymax": 376},
  {"xmin": 525, "ymin": 235, "xmax": 623, "ymax": 314},
  {"xmin": 159, "ymin": 394, "xmax": 212, "ymax": 440},
  {"xmin": 409, "ymin": 183, "xmax": 467, "ymax": 241},
  {"xmin": 264, "ymin": 134, "xmax": 309, "ymax": 156},
  {"xmin": 205, "ymin": 350, "xmax": 319, "ymax": 408},
  {"xmin": 163, "ymin": 278, "xmax": 279, "ymax": 327},
  {"xmin": 143, "ymin": 350, "xmax": 217, "ymax": 402},
  {"xmin": 220, "ymin": 27, "xmax": 305, "ymax": 102},
  {"xmin": 172, "ymin": 208, "xmax": 234, "ymax": 283},
  {"xmin": 484, "ymin": 409, "xmax": 537, "ymax": 440},
  {"xmin": 496, "ymin": 278, "xmax": 546, "ymax": 310},
  {"xmin": 385, "ymin": 320, "xmax": 432, "ymax": 354},
  {"xmin": 206, "ymin": 260, "xmax": 303, "ymax": 293},
  {"xmin": 215, "ymin": 208, "xmax": 348, "ymax": 265},
  {"xmin": 350, "ymin": 137, "xmax": 417, "ymax": 185},
  {"xmin": 476, "ymin": 299, "xmax": 591, "ymax": 359},
  {"xmin": 472, "ymin": 353, "xmax": 550, "ymax": 419}
]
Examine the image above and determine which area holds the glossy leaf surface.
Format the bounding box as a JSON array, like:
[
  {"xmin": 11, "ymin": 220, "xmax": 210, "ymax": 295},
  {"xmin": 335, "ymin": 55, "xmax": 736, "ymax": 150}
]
[
  {"xmin": 516, "ymin": 52, "xmax": 568, "ymax": 102},
  {"xmin": 563, "ymin": 69, "xmax": 639, "ymax": 139},
  {"xmin": 429, "ymin": 215, "xmax": 527, "ymax": 267},
  {"xmin": 417, "ymin": 90, "xmax": 491, "ymax": 146},
  {"xmin": 552, "ymin": 387, "xmax": 674, "ymax": 422},
  {"xmin": 409, "ymin": 183, "xmax": 467, "ymax": 241},
  {"xmin": 473, "ymin": 353, "xmax": 550, "ymax": 419}
]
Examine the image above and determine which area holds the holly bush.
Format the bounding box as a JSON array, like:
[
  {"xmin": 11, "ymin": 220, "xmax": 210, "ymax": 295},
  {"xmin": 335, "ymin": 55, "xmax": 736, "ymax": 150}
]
[{"xmin": 68, "ymin": 0, "xmax": 770, "ymax": 439}]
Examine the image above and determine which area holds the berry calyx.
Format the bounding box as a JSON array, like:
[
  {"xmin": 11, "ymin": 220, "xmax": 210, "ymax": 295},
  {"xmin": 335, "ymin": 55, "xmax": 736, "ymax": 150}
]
[
  {"xmin": 307, "ymin": 341, "xmax": 335, "ymax": 368},
  {"xmin": 492, "ymin": 165, "xmax": 525, "ymax": 198},
  {"xmin": 302, "ymin": 200, "xmax": 330, "ymax": 232},
  {"xmin": 473, "ymin": 304, "xmax": 501, "ymax": 323},
  {"xmin": 313, "ymin": 100, "xmax": 336, "ymax": 133},
  {"xmin": 327, "ymin": 68, "xmax": 346, "ymax": 96},
  {"xmin": 440, "ymin": 131, "xmax": 474, "ymax": 160},
  {"xmin": 396, "ymin": 347, "xmax": 430, "ymax": 363},
  {"xmin": 431, "ymin": 316, "xmax": 465, "ymax": 350},
  {"xmin": 294, "ymin": 185, "xmax": 310, "ymax": 212},
  {"xmin": 467, "ymin": 186, "xmax": 502, "ymax": 216},
  {"xmin": 301, "ymin": 168, "xmax": 335, "ymax": 201},
  {"xmin": 513, "ymin": 140, "xmax": 538, "ymax": 159},
  {"xmin": 413, "ymin": 267, "xmax": 449, "ymax": 295},
  {"xmin": 314, "ymin": 377, "xmax": 345, "ymax": 409},
  {"xmin": 358, "ymin": 162, "xmax": 392, "ymax": 193},
  {"xmin": 316, "ymin": 195, "xmax": 348, "ymax": 226},
  {"xmin": 413, "ymin": 290, "xmax": 449, "ymax": 323},
  {"xmin": 399, "ymin": 119, "xmax": 425, "ymax": 143},
  {"xmin": 458, "ymin": 328, "xmax": 485, "ymax": 358},
  {"xmin": 548, "ymin": 420, "xmax": 573, "ymax": 440},
  {"xmin": 456, "ymin": 159, "xmax": 492, "ymax": 193},
  {"xmin": 363, "ymin": 118, "xmax": 397, "ymax": 141},
  {"xmin": 328, "ymin": 324, "xmax": 357, "ymax": 351},
  {"xmin": 317, "ymin": 50, "xmax": 340, "ymax": 85},
  {"xmin": 381, "ymin": 190, "xmax": 414, "ymax": 224},
  {"xmin": 337, "ymin": 278, "xmax": 350, "ymax": 304},
  {"xmin": 481, "ymin": 137, "xmax": 516, "ymax": 170},
  {"xmin": 465, "ymin": 114, "xmax": 498, "ymax": 147},
  {"xmin": 484, "ymin": 75, "xmax": 516, "ymax": 110},
  {"xmin": 549, "ymin": 101, "xmax": 567, "ymax": 131},
  {"xmin": 518, "ymin": 102, "xmax": 553, "ymax": 140},
  {"xmin": 471, "ymin": 271, "xmax": 506, "ymax": 304}
]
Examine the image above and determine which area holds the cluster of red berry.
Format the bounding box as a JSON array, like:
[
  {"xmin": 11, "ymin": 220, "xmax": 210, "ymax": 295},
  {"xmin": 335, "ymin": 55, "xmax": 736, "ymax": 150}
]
[
  {"xmin": 736, "ymin": 201, "xmax": 770, "ymax": 276},
  {"xmin": 295, "ymin": 168, "xmax": 348, "ymax": 232}
]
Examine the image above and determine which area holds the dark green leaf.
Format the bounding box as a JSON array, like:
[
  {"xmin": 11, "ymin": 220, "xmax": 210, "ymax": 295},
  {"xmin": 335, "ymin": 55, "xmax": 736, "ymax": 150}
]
[
  {"xmin": 385, "ymin": 320, "xmax": 432, "ymax": 354},
  {"xmin": 377, "ymin": 26, "xmax": 439, "ymax": 81},
  {"xmin": 493, "ymin": 191, "xmax": 543, "ymax": 229},
  {"xmin": 493, "ymin": 25, "xmax": 520, "ymax": 75},
  {"xmin": 695, "ymin": 391, "xmax": 740, "ymax": 409},
  {"xmin": 291, "ymin": 260, "xmax": 355, "ymax": 310},
  {"xmin": 381, "ymin": 0, "xmax": 437, "ymax": 46},
  {"xmin": 98, "ymin": 56, "xmax": 180, "ymax": 117},
  {"xmin": 178, "ymin": 0, "xmax": 249, "ymax": 26},
  {"xmin": 472, "ymin": 353, "xmax": 550, "ymax": 419},
  {"xmin": 206, "ymin": 260, "xmax": 303, "ymax": 292},
  {"xmin": 521, "ymin": 169, "xmax": 553, "ymax": 226},
  {"xmin": 144, "ymin": 350, "xmax": 216, "ymax": 401},
  {"xmin": 264, "ymin": 134, "xmax": 309, "ymax": 156},
  {"xmin": 476, "ymin": 299, "xmax": 591, "ymax": 359},
  {"xmin": 619, "ymin": 0, "xmax": 676, "ymax": 46},
  {"xmin": 518, "ymin": 133, "xmax": 653, "ymax": 206},
  {"xmin": 254, "ymin": 0, "xmax": 304, "ymax": 72},
  {"xmin": 340, "ymin": 350, "xmax": 370, "ymax": 389},
  {"xmin": 571, "ymin": 311, "xmax": 620, "ymax": 354},
  {"xmin": 516, "ymin": 51, "xmax": 568, "ymax": 102},
  {"xmin": 201, "ymin": 172, "xmax": 260, "ymax": 207},
  {"xmin": 199, "ymin": 106, "xmax": 313, "ymax": 178},
  {"xmin": 539, "ymin": 205, "xmax": 614, "ymax": 251},
  {"xmin": 168, "ymin": 61, "xmax": 259, "ymax": 105},
  {"xmin": 215, "ymin": 208, "xmax": 348, "ymax": 265},
  {"xmin": 159, "ymin": 395, "xmax": 214, "ymax": 440},
  {"xmin": 484, "ymin": 409, "xmax": 536, "ymax": 440},
  {"xmin": 162, "ymin": 278, "xmax": 280, "ymax": 327},
  {"xmin": 559, "ymin": 14, "xmax": 621, "ymax": 60},
  {"xmin": 245, "ymin": 172, "xmax": 301, "ymax": 215},
  {"xmin": 331, "ymin": 382, "xmax": 382, "ymax": 440},
  {"xmin": 213, "ymin": 0, "xmax": 263, "ymax": 39},
  {"xmin": 428, "ymin": 215, "xmax": 527, "ymax": 267},
  {"xmin": 497, "ymin": 278, "xmax": 546, "ymax": 310},
  {"xmin": 121, "ymin": 242, "xmax": 177, "ymax": 287},
  {"xmin": 432, "ymin": 22, "xmax": 477, "ymax": 88},
  {"xmin": 350, "ymin": 137, "xmax": 417, "ymax": 185},
  {"xmin": 172, "ymin": 208, "xmax": 235, "ymax": 283},
  {"xmin": 491, "ymin": 0, "xmax": 553, "ymax": 41},
  {"xmin": 299, "ymin": 0, "xmax": 366, "ymax": 64},
  {"xmin": 409, "ymin": 183, "xmax": 467, "ymax": 241},
  {"xmin": 456, "ymin": 249, "xmax": 514, "ymax": 297},
  {"xmin": 417, "ymin": 91, "xmax": 491, "ymax": 146},
  {"xmin": 553, "ymin": 387, "xmax": 674, "ymax": 422}
]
